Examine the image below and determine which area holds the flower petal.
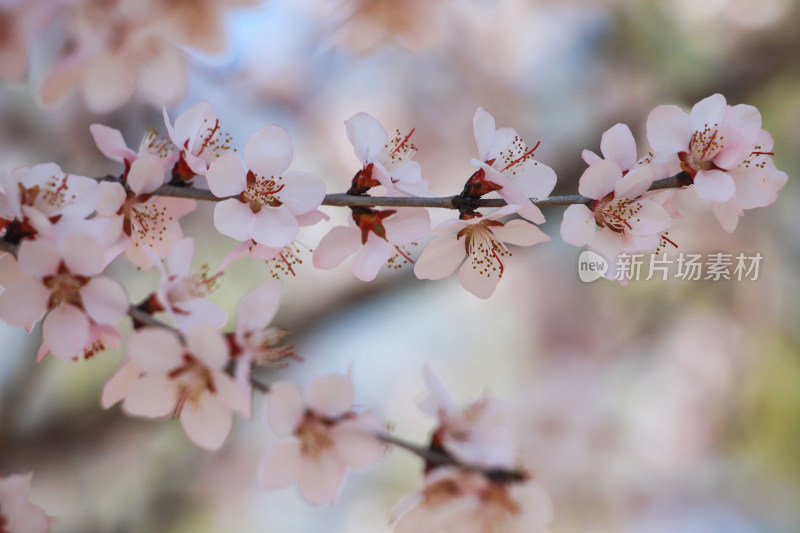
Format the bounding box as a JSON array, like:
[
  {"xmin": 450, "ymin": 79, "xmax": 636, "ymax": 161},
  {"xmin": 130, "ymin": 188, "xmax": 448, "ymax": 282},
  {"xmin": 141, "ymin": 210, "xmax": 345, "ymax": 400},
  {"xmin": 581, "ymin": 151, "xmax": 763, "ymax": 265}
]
[
  {"xmin": 127, "ymin": 154, "xmax": 167, "ymax": 195},
  {"xmin": 268, "ymin": 382, "xmax": 304, "ymax": 436},
  {"xmin": 186, "ymin": 327, "xmax": 228, "ymax": 369},
  {"xmin": 307, "ymin": 373, "xmax": 355, "ymax": 417},
  {"xmin": 236, "ymin": 281, "xmax": 281, "ymax": 333},
  {"xmin": 17, "ymin": 239, "xmax": 60, "ymax": 277},
  {"xmin": 332, "ymin": 412, "xmax": 386, "ymax": 468},
  {"xmin": 243, "ymin": 125, "xmax": 293, "ymax": 177},
  {"xmin": 578, "ymin": 160, "xmax": 621, "ymax": 200},
  {"xmin": 214, "ymin": 199, "xmax": 253, "ymax": 241},
  {"xmin": 614, "ymin": 165, "xmax": 654, "ymax": 199},
  {"xmin": 278, "ymin": 170, "xmax": 326, "ymax": 215},
  {"xmin": 122, "ymin": 373, "xmax": 176, "ymax": 418},
  {"xmin": 80, "ymin": 277, "xmax": 129, "ymax": 324},
  {"xmin": 0, "ymin": 278, "xmax": 49, "ymax": 329},
  {"xmin": 383, "ymin": 208, "xmax": 430, "ymax": 245},
  {"xmin": 260, "ymin": 441, "xmax": 302, "ymax": 489},
  {"xmin": 345, "ymin": 112, "xmax": 389, "ymax": 164},
  {"xmin": 560, "ymin": 204, "xmax": 596, "ymax": 246},
  {"xmin": 127, "ymin": 328, "xmax": 184, "ymax": 371},
  {"xmin": 694, "ymin": 169, "xmax": 735, "ymax": 202},
  {"xmin": 206, "ymin": 152, "xmax": 247, "ymax": 198},
  {"xmin": 101, "ymin": 360, "xmax": 141, "ymax": 409},
  {"xmin": 249, "ymin": 205, "xmax": 299, "ymax": 248},
  {"xmin": 646, "ymin": 105, "xmax": 691, "ymax": 154},
  {"xmin": 180, "ymin": 392, "xmax": 233, "ymax": 450},
  {"xmin": 492, "ymin": 219, "xmax": 550, "ymax": 247},
  {"xmin": 43, "ymin": 304, "xmax": 90, "ymax": 360},
  {"xmin": 90, "ymin": 124, "xmax": 136, "ymax": 164},
  {"xmin": 458, "ymin": 259, "xmax": 500, "ymax": 299},
  {"xmin": 61, "ymin": 233, "xmax": 106, "ymax": 276},
  {"xmin": 82, "ymin": 53, "xmax": 136, "ymax": 113},
  {"xmin": 413, "ymin": 236, "xmax": 466, "ymax": 280},
  {"xmin": 351, "ymin": 235, "xmax": 393, "ymax": 281},
  {"xmin": 312, "ymin": 226, "xmax": 361, "ymax": 270},
  {"xmin": 600, "ymin": 123, "xmax": 637, "ymax": 170},
  {"xmin": 297, "ymin": 453, "xmax": 347, "ymax": 505}
]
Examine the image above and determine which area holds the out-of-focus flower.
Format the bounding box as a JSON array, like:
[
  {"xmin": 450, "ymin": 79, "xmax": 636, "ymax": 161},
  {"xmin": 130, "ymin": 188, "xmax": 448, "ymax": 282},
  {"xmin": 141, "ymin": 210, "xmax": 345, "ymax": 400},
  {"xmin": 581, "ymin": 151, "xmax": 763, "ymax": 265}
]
[
  {"xmin": 331, "ymin": 0, "xmax": 444, "ymax": 52},
  {"xmin": 646, "ymin": 93, "xmax": 787, "ymax": 232},
  {"xmin": 260, "ymin": 373, "xmax": 385, "ymax": 505},
  {"xmin": 468, "ymin": 107, "xmax": 557, "ymax": 224},
  {"xmin": 345, "ymin": 112, "xmax": 428, "ymax": 196},
  {"xmin": 313, "ymin": 206, "xmax": 430, "ymax": 281},
  {"xmin": 0, "ymin": 473, "xmax": 51, "ymax": 533},
  {"xmin": 0, "ymin": 231, "xmax": 128, "ymax": 361},
  {"xmin": 0, "ymin": 0, "xmax": 61, "ymax": 82},
  {"xmin": 414, "ymin": 204, "xmax": 549, "ymax": 299},
  {"xmin": 390, "ymin": 466, "xmax": 552, "ymax": 533},
  {"xmin": 206, "ymin": 125, "xmax": 326, "ymax": 249},
  {"xmin": 104, "ymin": 326, "xmax": 248, "ymax": 451},
  {"xmin": 163, "ymin": 101, "xmax": 232, "ymax": 180}
]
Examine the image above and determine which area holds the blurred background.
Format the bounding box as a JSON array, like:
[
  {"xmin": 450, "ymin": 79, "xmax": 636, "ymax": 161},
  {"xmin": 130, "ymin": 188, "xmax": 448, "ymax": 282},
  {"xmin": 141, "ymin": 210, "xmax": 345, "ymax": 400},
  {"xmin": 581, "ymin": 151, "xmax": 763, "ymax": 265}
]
[{"xmin": 1, "ymin": 0, "xmax": 799, "ymax": 531}]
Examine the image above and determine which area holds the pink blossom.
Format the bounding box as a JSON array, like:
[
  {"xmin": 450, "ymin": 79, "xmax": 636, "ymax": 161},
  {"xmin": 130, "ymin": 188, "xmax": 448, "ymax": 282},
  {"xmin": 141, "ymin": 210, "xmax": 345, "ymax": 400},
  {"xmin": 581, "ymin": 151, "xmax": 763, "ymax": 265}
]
[
  {"xmin": 414, "ymin": 205, "xmax": 549, "ymax": 299},
  {"xmin": 391, "ymin": 467, "xmax": 552, "ymax": 533},
  {"xmin": 90, "ymin": 123, "xmax": 177, "ymax": 170},
  {"xmin": 163, "ymin": 101, "xmax": 232, "ymax": 179},
  {"xmin": 0, "ymin": 232, "xmax": 128, "ymax": 361},
  {"xmin": 470, "ymin": 107, "xmax": 557, "ymax": 224},
  {"xmin": 0, "ymin": 473, "xmax": 51, "ymax": 533},
  {"xmin": 206, "ymin": 125, "xmax": 326, "ymax": 249},
  {"xmin": 646, "ymin": 93, "xmax": 787, "ymax": 231},
  {"xmin": 260, "ymin": 373, "xmax": 385, "ymax": 505},
  {"xmin": 105, "ymin": 327, "xmax": 248, "ymax": 451},
  {"xmin": 146, "ymin": 238, "xmax": 227, "ymax": 331},
  {"xmin": 313, "ymin": 206, "xmax": 430, "ymax": 281},
  {"xmin": 561, "ymin": 124, "xmax": 675, "ymax": 269},
  {"xmin": 96, "ymin": 154, "xmax": 196, "ymax": 269},
  {"xmin": 0, "ymin": 1, "xmax": 61, "ymax": 82},
  {"xmin": 345, "ymin": 112, "xmax": 428, "ymax": 196}
]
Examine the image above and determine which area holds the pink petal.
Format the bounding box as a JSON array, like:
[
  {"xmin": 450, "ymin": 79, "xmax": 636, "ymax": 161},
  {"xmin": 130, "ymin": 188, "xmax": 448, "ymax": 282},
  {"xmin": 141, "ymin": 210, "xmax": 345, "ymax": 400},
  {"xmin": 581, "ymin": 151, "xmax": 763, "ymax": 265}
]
[
  {"xmin": 206, "ymin": 152, "xmax": 247, "ymax": 197},
  {"xmin": 413, "ymin": 236, "xmax": 466, "ymax": 280},
  {"xmin": 419, "ymin": 367, "xmax": 456, "ymax": 416},
  {"xmin": 259, "ymin": 441, "xmax": 302, "ymax": 489},
  {"xmin": 122, "ymin": 373, "xmax": 177, "ymax": 418},
  {"xmin": 694, "ymin": 169, "xmax": 735, "ymax": 202},
  {"xmin": 725, "ymin": 103, "xmax": 761, "ymax": 129},
  {"xmin": 167, "ymin": 238, "xmax": 195, "ymax": 276},
  {"xmin": 296, "ymin": 453, "xmax": 347, "ymax": 505},
  {"xmin": 458, "ymin": 260, "xmax": 500, "ymax": 299},
  {"xmin": 80, "ymin": 277, "xmax": 129, "ymax": 324},
  {"xmin": 505, "ymin": 162, "xmax": 557, "ymax": 199},
  {"xmin": 186, "ymin": 327, "xmax": 228, "ymax": 369},
  {"xmin": 127, "ymin": 154, "xmax": 166, "ymax": 195},
  {"xmin": 689, "ymin": 93, "xmax": 726, "ymax": 132},
  {"xmin": 600, "ymin": 123, "xmax": 637, "ymax": 170},
  {"xmin": 614, "ymin": 165, "xmax": 654, "ymax": 199},
  {"xmin": 0, "ymin": 278, "xmax": 49, "ymax": 329},
  {"xmin": 97, "ymin": 182, "xmax": 126, "ymax": 216},
  {"xmin": 82, "ymin": 53, "xmax": 136, "ymax": 113},
  {"xmin": 307, "ymin": 373, "xmax": 355, "ymax": 417},
  {"xmin": 626, "ymin": 199, "xmax": 672, "ymax": 236},
  {"xmin": 213, "ymin": 370, "xmax": 250, "ymax": 414},
  {"xmin": 577, "ymin": 160, "xmax": 621, "ymax": 200},
  {"xmin": 236, "ymin": 281, "xmax": 281, "ymax": 333},
  {"xmin": 61, "ymin": 233, "xmax": 106, "ymax": 276},
  {"xmin": 278, "ymin": 170, "xmax": 326, "ymax": 215},
  {"xmin": 492, "ymin": 219, "xmax": 550, "ymax": 247},
  {"xmin": 39, "ymin": 51, "xmax": 87, "ymax": 106},
  {"xmin": 127, "ymin": 328, "xmax": 184, "ymax": 371},
  {"xmin": 312, "ymin": 226, "xmax": 361, "ymax": 269},
  {"xmin": 214, "ymin": 199, "xmax": 254, "ymax": 241},
  {"xmin": 713, "ymin": 202, "xmax": 741, "ymax": 233},
  {"xmin": 332, "ymin": 412, "xmax": 386, "ymax": 468},
  {"xmin": 582, "ymin": 149, "xmax": 602, "ymax": 166},
  {"xmin": 173, "ymin": 299, "xmax": 228, "ymax": 331},
  {"xmin": 17, "ymin": 239, "xmax": 60, "ymax": 277},
  {"xmin": 137, "ymin": 47, "xmax": 186, "ymax": 109},
  {"xmin": 90, "ymin": 124, "xmax": 136, "ymax": 164},
  {"xmin": 473, "ymin": 107, "xmax": 498, "ymax": 161},
  {"xmin": 560, "ymin": 204, "xmax": 596, "ymax": 246},
  {"xmin": 383, "ymin": 208, "xmax": 430, "ymax": 245},
  {"xmin": 646, "ymin": 105, "xmax": 691, "ymax": 154},
  {"xmin": 345, "ymin": 112, "xmax": 389, "ymax": 164},
  {"xmin": 268, "ymin": 382, "xmax": 304, "ymax": 436},
  {"xmin": 734, "ymin": 168, "xmax": 785, "ymax": 209},
  {"xmin": 101, "ymin": 360, "xmax": 141, "ymax": 409},
  {"xmin": 169, "ymin": 101, "xmax": 216, "ymax": 152},
  {"xmin": 180, "ymin": 392, "xmax": 233, "ymax": 450},
  {"xmin": 249, "ymin": 206, "xmax": 299, "ymax": 248},
  {"xmin": 43, "ymin": 304, "xmax": 90, "ymax": 360},
  {"xmin": 5, "ymin": 501, "xmax": 50, "ymax": 533},
  {"xmin": 243, "ymin": 125, "xmax": 293, "ymax": 178},
  {"xmin": 351, "ymin": 235, "xmax": 393, "ymax": 281}
]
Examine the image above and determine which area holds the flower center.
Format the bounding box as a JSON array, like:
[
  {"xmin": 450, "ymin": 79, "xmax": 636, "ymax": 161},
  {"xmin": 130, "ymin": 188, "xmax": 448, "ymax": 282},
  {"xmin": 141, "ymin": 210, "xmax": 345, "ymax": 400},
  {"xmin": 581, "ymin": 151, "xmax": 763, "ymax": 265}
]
[
  {"xmin": 123, "ymin": 196, "xmax": 172, "ymax": 245},
  {"xmin": 457, "ymin": 220, "xmax": 509, "ymax": 278},
  {"xmin": 295, "ymin": 411, "xmax": 336, "ymax": 460},
  {"xmin": 167, "ymin": 264, "xmax": 219, "ymax": 304},
  {"xmin": 43, "ymin": 262, "xmax": 89, "ymax": 310},
  {"xmin": 496, "ymin": 137, "xmax": 540, "ymax": 175},
  {"xmin": 168, "ymin": 354, "xmax": 217, "ymax": 415},
  {"xmin": 679, "ymin": 126, "xmax": 723, "ymax": 176},
  {"xmin": 592, "ymin": 192, "xmax": 636, "ymax": 233},
  {"xmin": 240, "ymin": 170, "xmax": 284, "ymax": 213}
]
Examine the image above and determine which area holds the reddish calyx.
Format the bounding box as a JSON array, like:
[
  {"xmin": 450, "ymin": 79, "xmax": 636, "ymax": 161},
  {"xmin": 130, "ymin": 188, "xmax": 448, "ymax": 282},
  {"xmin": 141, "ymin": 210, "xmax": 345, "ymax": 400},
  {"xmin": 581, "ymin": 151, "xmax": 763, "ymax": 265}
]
[{"xmin": 351, "ymin": 206, "xmax": 396, "ymax": 244}]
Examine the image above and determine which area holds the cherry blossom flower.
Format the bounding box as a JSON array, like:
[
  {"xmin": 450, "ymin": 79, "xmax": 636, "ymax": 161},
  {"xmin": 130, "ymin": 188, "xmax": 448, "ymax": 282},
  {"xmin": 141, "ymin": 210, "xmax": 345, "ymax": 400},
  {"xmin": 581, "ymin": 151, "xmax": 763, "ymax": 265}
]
[
  {"xmin": 313, "ymin": 206, "xmax": 430, "ymax": 281},
  {"xmin": 414, "ymin": 204, "xmax": 549, "ymax": 299},
  {"xmin": 0, "ymin": 232, "xmax": 129, "ymax": 361},
  {"xmin": 646, "ymin": 93, "xmax": 787, "ymax": 231},
  {"xmin": 469, "ymin": 107, "xmax": 557, "ymax": 224},
  {"xmin": 95, "ymin": 154, "xmax": 196, "ymax": 269},
  {"xmin": 420, "ymin": 368, "xmax": 517, "ymax": 470},
  {"xmin": 390, "ymin": 466, "xmax": 552, "ymax": 533},
  {"xmin": 260, "ymin": 373, "xmax": 385, "ymax": 505},
  {"xmin": 163, "ymin": 101, "xmax": 232, "ymax": 180},
  {"xmin": 0, "ymin": 473, "xmax": 51, "ymax": 533},
  {"xmin": 561, "ymin": 124, "xmax": 675, "ymax": 270},
  {"xmin": 206, "ymin": 125, "xmax": 326, "ymax": 249},
  {"xmin": 90, "ymin": 123, "xmax": 177, "ymax": 170},
  {"xmin": 141, "ymin": 238, "xmax": 227, "ymax": 331},
  {"xmin": 105, "ymin": 327, "xmax": 248, "ymax": 451},
  {"xmin": 345, "ymin": 112, "xmax": 428, "ymax": 196}
]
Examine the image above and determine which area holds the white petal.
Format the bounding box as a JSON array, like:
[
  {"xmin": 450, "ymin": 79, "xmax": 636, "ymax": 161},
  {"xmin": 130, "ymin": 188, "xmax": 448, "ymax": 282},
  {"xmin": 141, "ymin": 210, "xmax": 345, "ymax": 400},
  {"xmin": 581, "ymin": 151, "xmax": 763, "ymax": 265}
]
[
  {"xmin": 351, "ymin": 235, "xmax": 393, "ymax": 281},
  {"xmin": 268, "ymin": 382, "xmax": 304, "ymax": 436},
  {"xmin": 560, "ymin": 204, "xmax": 596, "ymax": 246},
  {"xmin": 600, "ymin": 123, "xmax": 637, "ymax": 170},
  {"xmin": 206, "ymin": 152, "xmax": 247, "ymax": 198},
  {"xmin": 90, "ymin": 124, "xmax": 136, "ymax": 164},
  {"xmin": 97, "ymin": 182, "xmax": 126, "ymax": 216},
  {"xmin": 171, "ymin": 101, "xmax": 217, "ymax": 152},
  {"xmin": 260, "ymin": 441, "xmax": 302, "ymax": 489},
  {"xmin": 578, "ymin": 160, "xmax": 620, "ymax": 200},
  {"xmin": 614, "ymin": 165, "xmax": 654, "ymax": 199},
  {"xmin": 383, "ymin": 208, "xmax": 430, "ymax": 245},
  {"xmin": 173, "ymin": 299, "xmax": 228, "ymax": 331},
  {"xmin": 626, "ymin": 199, "xmax": 673, "ymax": 236},
  {"xmin": 186, "ymin": 327, "xmax": 228, "ymax": 369},
  {"xmin": 491, "ymin": 219, "xmax": 550, "ymax": 247},
  {"xmin": 694, "ymin": 169, "xmax": 735, "ymax": 202},
  {"xmin": 345, "ymin": 112, "xmax": 389, "ymax": 164},
  {"xmin": 43, "ymin": 304, "xmax": 90, "ymax": 360},
  {"xmin": 690, "ymin": 93, "xmax": 726, "ymax": 132},
  {"xmin": 312, "ymin": 226, "xmax": 361, "ymax": 269},
  {"xmin": 80, "ymin": 277, "xmax": 129, "ymax": 324},
  {"xmin": 414, "ymin": 236, "xmax": 466, "ymax": 280},
  {"xmin": 243, "ymin": 125, "xmax": 293, "ymax": 177},
  {"xmin": 297, "ymin": 453, "xmax": 346, "ymax": 505},
  {"xmin": 458, "ymin": 260, "xmax": 501, "ymax": 299},
  {"xmin": 734, "ymin": 168, "xmax": 784, "ymax": 209},
  {"xmin": 214, "ymin": 199, "xmax": 254, "ymax": 241},
  {"xmin": 180, "ymin": 392, "xmax": 233, "ymax": 450},
  {"xmin": 236, "ymin": 281, "xmax": 281, "ymax": 333},
  {"xmin": 17, "ymin": 239, "xmax": 60, "ymax": 277},
  {"xmin": 278, "ymin": 170, "xmax": 326, "ymax": 215},
  {"xmin": 122, "ymin": 373, "xmax": 176, "ymax": 418},
  {"xmin": 0, "ymin": 278, "xmax": 49, "ymax": 328},
  {"xmin": 249, "ymin": 206, "xmax": 299, "ymax": 248},
  {"xmin": 127, "ymin": 154, "xmax": 166, "ymax": 195},
  {"xmin": 332, "ymin": 412, "xmax": 386, "ymax": 468},
  {"xmin": 101, "ymin": 360, "xmax": 141, "ymax": 409},
  {"xmin": 127, "ymin": 328, "xmax": 184, "ymax": 371},
  {"xmin": 646, "ymin": 105, "xmax": 691, "ymax": 153},
  {"xmin": 61, "ymin": 233, "xmax": 106, "ymax": 276},
  {"xmin": 307, "ymin": 373, "xmax": 355, "ymax": 417}
]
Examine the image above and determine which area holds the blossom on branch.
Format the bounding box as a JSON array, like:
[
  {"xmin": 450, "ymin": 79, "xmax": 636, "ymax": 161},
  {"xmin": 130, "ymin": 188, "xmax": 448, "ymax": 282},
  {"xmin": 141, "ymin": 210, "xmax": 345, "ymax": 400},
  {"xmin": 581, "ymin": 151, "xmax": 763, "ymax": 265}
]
[
  {"xmin": 0, "ymin": 473, "xmax": 51, "ymax": 533},
  {"xmin": 206, "ymin": 125, "xmax": 326, "ymax": 249},
  {"xmin": 163, "ymin": 101, "xmax": 232, "ymax": 181},
  {"xmin": 414, "ymin": 204, "xmax": 549, "ymax": 298},
  {"xmin": 260, "ymin": 373, "xmax": 385, "ymax": 505}
]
